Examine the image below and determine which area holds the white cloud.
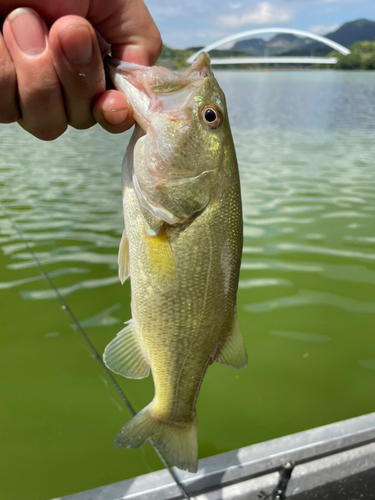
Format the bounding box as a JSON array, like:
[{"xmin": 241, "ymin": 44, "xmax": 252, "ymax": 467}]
[
  {"xmin": 308, "ymin": 23, "xmax": 339, "ymax": 34},
  {"xmin": 219, "ymin": 2, "xmax": 292, "ymax": 28}
]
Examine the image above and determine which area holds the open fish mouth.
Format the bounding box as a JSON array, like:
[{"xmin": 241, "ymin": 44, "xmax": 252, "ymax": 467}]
[
  {"xmin": 107, "ymin": 51, "xmax": 212, "ymax": 91},
  {"xmin": 106, "ymin": 53, "xmax": 214, "ymax": 129}
]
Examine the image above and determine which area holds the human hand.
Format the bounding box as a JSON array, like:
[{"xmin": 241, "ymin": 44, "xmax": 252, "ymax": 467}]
[{"xmin": 0, "ymin": 1, "xmax": 161, "ymax": 140}]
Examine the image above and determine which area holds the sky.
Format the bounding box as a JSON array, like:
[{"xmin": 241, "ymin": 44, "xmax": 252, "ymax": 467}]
[{"xmin": 143, "ymin": 0, "xmax": 375, "ymax": 49}]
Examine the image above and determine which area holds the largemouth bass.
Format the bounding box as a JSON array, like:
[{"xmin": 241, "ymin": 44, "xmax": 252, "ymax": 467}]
[{"xmin": 104, "ymin": 53, "xmax": 247, "ymax": 473}]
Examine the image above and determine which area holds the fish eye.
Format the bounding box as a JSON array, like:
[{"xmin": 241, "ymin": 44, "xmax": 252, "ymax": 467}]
[{"xmin": 200, "ymin": 105, "xmax": 222, "ymax": 129}]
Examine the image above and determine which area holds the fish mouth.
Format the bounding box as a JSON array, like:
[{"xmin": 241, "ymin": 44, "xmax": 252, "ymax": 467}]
[
  {"xmin": 106, "ymin": 56, "xmax": 152, "ymax": 130},
  {"xmin": 106, "ymin": 53, "xmax": 213, "ymax": 130}
]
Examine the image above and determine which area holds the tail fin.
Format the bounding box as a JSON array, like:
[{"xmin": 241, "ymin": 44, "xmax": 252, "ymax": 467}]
[{"xmin": 115, "ymin": 403, "xmax": 198, "ymax": 473}]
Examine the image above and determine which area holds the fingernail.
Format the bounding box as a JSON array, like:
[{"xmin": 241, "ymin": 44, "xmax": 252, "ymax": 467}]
[
  {"xmin": 8, "ymin": 8, "xmax": 46, "ymax": 56},
  {"xmin": 102, "ymin": 108, "xmax": 128, "ymax": 126},
  {"xmin": 59, "ymin": 24, "xmax": 93, "ymax": 65}
]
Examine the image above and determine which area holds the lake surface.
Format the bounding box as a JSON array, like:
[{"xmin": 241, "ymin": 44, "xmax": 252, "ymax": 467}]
[{"xmin": 1, "ymin": 70, "xmax": 375, "ymax": 500}]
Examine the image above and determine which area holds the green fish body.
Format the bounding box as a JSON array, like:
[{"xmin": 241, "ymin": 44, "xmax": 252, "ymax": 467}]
[{"xmin": 104, "ymin": 53, "xmax": 247, "ymax": 473}]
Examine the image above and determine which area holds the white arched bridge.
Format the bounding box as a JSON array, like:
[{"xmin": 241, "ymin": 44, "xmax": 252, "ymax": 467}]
[{"xmin": 187, "ymin": 28, "xmax": 350, "ymax": 65}]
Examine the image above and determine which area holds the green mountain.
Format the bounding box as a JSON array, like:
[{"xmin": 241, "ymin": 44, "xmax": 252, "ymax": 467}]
[
  {"xmin": 232, "ymin": 37, "xmax": 267, "ymax": 55},
  {"xmin": 274, "ymin": 19, "xmax": 375, "ymax": 56},
  {"xmin": 232, "ymin": 35, "xmax": 303, "ymax": 56},
  {"xmin": 326, "ymin": 19, "xmax": 375, "ymax": 47}
]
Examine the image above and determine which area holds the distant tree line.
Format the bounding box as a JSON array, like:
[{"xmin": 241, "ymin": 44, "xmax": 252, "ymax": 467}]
[
  {"xmin": 320, "ymin": 40, "xmax": 375, "ymax": 70},
  {"xmin": 157, "ymin": 45, "xmax": 195, "ymax": 70}
]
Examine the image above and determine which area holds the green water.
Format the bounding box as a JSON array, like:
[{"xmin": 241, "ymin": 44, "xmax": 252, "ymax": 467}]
[{"xmin": 1, "ymin": 71, "xmax": 375, "ymax": 499}]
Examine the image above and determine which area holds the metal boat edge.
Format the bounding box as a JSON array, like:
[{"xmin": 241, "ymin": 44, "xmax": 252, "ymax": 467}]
[{"xmin": 54, "ymin": 411, "xmax": 375, "ymax": 500}]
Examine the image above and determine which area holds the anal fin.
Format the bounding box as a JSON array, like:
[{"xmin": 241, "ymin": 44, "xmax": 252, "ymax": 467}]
[
  {"xmin": 103, "ymin": 320, "xmax": 150, "ymax": 379},
  {"xmin": 118, "ymin": 229, "xmax": 130, "ymax": 284},
  {"xmin": 215, "ymin": 315, "xmax": 248, "ymax": 369}
]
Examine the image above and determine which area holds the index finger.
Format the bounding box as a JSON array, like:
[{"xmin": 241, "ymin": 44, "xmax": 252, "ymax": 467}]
[{"xmin": 88, "ymin": 0, "xmax": 162, "ymax": 65}]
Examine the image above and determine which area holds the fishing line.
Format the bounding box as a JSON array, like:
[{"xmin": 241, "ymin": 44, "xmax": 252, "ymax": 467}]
[{"xmin": 1, "ymin": 206, "xmax": 192, "ymax": 500}]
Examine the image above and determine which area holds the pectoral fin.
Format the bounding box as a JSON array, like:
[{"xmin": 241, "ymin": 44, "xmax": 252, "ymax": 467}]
[
  {"xmin": 215, "ymin": 315, "xmax": 248, "ymax": 369},
  {"xmin": 118, "ymin": 229, "xmax": 130, "ymax": 284},
  {"xmin": 103, "ymin": 320, "xmax": 150, "ymax": 379}
]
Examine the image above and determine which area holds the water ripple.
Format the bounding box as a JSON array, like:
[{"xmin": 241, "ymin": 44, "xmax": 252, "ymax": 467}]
[
  {"xmin": 8, "ymin": 251, "xmax": 117, "ymax": 269},
  {"xmin": 269, "ymin": 330, "xmax": 331, "ymax": 343},
  {"xmin": 244, "ymin": 290, "xmax": 375, "ymax": 314},
  {"xmin": 277, "ymin": 243, "xmax": 375, "ymax": 261},
  {"xmin": 0, "ymin": 267, "xmax": 89, "ymax": 289},
  {"xmin": 71, "ymin": 304, "xmax": 122, "ymax": 329},
  {"xmin": 323, "ymin": 211, "xmax": 371, "ymax": 219},
  {"xmin": 359, "ymin": 360, "xmax": 375, "ymax": 370},
  {"xmin": 238, "ymin": 278, "xmax": 293, "ymax": 290},
  {"xmin": 241, "ymin": 259, "xmax": 322, "ymax": 273},
  {"xmin": 20, "ymin": 275, "xmax": 119, "ymax": 300}
]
